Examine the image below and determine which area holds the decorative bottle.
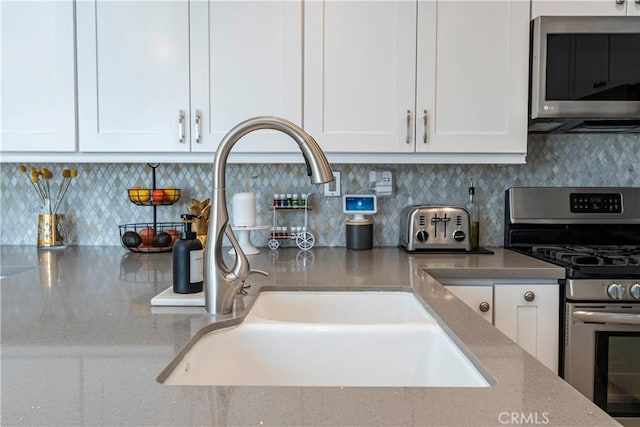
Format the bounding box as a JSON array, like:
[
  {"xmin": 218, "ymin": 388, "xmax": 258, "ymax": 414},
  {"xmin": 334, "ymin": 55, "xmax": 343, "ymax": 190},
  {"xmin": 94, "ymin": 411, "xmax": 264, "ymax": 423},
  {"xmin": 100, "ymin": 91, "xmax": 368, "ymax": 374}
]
[{"xmin": 465, "ymin": 179, "xmax": 480, "ymax": 250}]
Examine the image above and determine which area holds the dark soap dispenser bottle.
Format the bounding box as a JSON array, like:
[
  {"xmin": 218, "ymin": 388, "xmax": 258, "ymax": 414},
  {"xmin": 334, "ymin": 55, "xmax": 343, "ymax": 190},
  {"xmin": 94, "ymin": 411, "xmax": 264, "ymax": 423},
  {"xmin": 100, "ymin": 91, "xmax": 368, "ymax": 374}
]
[{"xmin": 173, "ymin": 214, "xmax": 204, "ymax": 294}]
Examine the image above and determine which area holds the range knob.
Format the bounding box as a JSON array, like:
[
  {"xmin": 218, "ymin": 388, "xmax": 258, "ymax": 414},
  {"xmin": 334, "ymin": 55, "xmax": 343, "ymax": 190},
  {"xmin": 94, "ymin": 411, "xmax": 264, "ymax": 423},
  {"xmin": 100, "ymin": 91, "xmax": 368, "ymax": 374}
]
[
  {"xmin": 630, "ymin": 283, "xmax": 640, "ymax": 299},
  {"xmin": 453, "ymin": 230, "xmax": 466, "ymax": 242},
  {"xmin": 606, "ymin": 283, "xmax": 625, "ymax": 300},
  {"xmin": 415, "ymin": 230, "xmax": 429, "ymax": 242}
]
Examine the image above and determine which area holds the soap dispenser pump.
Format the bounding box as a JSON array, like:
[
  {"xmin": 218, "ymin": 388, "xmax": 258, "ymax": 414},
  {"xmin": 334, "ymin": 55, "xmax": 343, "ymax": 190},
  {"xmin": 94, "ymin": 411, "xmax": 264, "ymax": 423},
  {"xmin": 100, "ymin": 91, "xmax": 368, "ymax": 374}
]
[{"xmin": 173, "ymin": 213, "xmax": 204, "ymax": 294}]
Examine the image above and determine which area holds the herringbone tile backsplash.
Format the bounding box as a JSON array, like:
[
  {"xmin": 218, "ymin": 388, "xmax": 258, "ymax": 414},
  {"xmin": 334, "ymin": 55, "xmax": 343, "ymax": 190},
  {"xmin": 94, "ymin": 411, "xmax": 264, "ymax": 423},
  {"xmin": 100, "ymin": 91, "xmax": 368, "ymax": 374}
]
[{"xmin": 1, "ymin": 134, "xmax": 638, "ymax": 248}]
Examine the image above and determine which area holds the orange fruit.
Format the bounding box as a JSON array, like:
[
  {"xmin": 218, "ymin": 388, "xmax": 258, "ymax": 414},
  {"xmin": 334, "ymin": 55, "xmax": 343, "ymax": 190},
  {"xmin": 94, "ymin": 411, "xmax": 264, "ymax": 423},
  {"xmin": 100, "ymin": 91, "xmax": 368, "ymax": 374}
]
[{"xmin": 152, "ymin": 189, "xmax": 165, "ymax": 203}]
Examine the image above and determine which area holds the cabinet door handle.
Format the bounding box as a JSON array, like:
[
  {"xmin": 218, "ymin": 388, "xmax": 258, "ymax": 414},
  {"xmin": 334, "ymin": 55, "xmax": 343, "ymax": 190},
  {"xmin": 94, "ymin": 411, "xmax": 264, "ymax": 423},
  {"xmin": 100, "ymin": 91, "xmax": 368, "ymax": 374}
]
[
  {"xmin": 195, "ymin": 110, "xmax": 202, "ymax": 144},
  {"xmin": 405, "ymin": 110, "xmax": 412, "ymax": 144},
  {"xmin": 616, "ymin": 0, "xmax": 625, "ymax": 4},
  {"xmin": 524, "ymin": 291, "xmax": 535, "ymax": 302},
  {"xmin": 422, "ymin": 110, "xmax": 428, "ymax": 144},
  {"xmin": 178, "ymin": 110, "xmax": 186, "ymax": 143},
  {"xmin": 479, "ymin": 302, "xmax": 490, "ymax": 312}
]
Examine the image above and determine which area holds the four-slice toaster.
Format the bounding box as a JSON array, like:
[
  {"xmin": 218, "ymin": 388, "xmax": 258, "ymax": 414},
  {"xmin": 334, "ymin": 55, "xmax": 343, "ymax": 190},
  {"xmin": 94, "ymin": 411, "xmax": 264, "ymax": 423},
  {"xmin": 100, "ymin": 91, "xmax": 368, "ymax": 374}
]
[{"xmin": 399, "ymin": 205, "xmax": 471, "ymax": 251}]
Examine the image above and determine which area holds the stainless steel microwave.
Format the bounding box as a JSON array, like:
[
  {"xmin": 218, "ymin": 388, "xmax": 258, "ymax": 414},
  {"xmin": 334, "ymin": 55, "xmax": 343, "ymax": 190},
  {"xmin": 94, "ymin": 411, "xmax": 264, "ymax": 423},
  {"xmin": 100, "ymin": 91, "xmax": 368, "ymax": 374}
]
[{"xmin": 529, "ymin": 16, "xmax": 640, "ymax": 133}]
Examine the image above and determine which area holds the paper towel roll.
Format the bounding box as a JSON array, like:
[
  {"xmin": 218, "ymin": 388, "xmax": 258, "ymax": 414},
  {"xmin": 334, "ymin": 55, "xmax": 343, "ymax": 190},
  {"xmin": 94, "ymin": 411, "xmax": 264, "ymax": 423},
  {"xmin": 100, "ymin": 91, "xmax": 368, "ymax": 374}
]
[{"xmin": 232, "ymin": 192, "xmax": 256, "ymax": 226}]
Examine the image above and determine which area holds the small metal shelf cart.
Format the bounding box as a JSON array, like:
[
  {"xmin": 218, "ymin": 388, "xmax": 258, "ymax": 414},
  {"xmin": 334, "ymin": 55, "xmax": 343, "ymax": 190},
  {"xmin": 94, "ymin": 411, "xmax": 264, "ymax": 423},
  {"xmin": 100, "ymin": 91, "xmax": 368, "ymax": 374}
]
[{"xmin": 267, "ymin": 192, "xmax": 315, "ymax": 250}]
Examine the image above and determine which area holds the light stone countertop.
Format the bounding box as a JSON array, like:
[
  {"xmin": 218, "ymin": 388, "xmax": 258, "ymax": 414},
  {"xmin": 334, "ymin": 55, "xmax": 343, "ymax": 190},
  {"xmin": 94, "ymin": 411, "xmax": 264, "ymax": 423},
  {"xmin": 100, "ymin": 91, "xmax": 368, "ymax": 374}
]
[{"xmin": 0, "ymin": 245, "xmax": 619, "ymax": 427}]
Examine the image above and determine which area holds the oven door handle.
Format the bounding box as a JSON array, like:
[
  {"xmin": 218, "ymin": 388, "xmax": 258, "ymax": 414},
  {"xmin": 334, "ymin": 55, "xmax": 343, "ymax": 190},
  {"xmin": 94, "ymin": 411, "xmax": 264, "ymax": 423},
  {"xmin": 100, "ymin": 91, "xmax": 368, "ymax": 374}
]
[{"xmin": 573, "ymin": 310, "xmax": 640, "ymax": 325}]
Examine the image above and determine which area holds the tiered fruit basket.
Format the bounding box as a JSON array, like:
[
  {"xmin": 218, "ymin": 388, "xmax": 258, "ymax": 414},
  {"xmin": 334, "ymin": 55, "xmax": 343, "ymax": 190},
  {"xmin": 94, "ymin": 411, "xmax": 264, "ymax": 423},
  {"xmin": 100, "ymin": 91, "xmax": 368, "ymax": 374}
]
[{"xmin": 119, "ymin": 164, "xmax": 183, "ymax": 253}]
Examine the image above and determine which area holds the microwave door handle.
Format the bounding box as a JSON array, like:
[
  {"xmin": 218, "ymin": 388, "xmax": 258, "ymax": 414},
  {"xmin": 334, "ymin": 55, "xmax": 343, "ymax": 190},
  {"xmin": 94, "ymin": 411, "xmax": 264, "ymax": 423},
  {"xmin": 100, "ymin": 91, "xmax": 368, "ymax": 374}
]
[{"xmin": 573, "ymin": 310, "xmax": 640, "ymax": 326}]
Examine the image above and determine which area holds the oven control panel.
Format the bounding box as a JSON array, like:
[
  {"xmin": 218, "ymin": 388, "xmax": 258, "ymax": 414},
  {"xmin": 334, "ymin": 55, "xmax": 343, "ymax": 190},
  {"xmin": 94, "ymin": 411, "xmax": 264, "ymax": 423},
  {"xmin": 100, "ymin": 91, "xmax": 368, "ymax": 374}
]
[
  {"xmin": 570, "ymin": 193, "xmax": 622, "ymax": 213},
  {"xmin": 567, "ymin": 279, "xmax": 640, "ymax": 301}
]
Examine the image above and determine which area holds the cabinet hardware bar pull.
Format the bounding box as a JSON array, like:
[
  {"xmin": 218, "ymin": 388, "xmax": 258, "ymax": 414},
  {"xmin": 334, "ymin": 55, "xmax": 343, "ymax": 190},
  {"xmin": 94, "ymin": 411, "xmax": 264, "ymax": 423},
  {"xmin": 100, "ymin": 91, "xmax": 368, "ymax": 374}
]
[
  {"xmin": 616, "ymin": 0, "xmax": 625, "ymax": 4},
  {"xmin": 195, "ymin": 110, "xmax": 202, "ymax": 144},
  {"xmin": 524, "ymin": 291, "xmax": 535, "ymax": 302},
  {"xmin": 178, "ymin": 110, "xmax": 186, "ymax": 143},
  {"xmin": 423, "ymin": 110, "xmax": 428, "ymax": 144},
  {"xmin": 405, "ymin": 110, "xmax": 411, "ymax": 144}
]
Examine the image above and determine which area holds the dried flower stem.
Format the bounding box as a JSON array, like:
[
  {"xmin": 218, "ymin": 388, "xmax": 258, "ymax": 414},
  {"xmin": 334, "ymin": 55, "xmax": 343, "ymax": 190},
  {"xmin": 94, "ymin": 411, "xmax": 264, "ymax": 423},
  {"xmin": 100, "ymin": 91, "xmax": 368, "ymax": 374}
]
[{"xmin": 18, "ymin": 165, "xmax": 78, "ymax": 215}]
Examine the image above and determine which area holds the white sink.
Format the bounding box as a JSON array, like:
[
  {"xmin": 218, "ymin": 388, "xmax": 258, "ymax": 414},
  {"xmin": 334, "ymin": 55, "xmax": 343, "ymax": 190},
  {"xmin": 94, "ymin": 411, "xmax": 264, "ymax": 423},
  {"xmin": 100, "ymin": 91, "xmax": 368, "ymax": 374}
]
[
  {"xmin": 245, "ymin": 291, "xmax": 436, "ymax": 324},
  {"xmin": 160, "ymin": 291, "xmax": 493, "ymax": 387}
]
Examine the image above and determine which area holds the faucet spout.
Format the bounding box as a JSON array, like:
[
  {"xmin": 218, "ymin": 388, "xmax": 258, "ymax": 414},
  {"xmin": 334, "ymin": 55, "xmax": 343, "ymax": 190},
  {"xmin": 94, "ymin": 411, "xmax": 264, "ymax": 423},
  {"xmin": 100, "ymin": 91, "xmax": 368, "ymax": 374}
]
[{"xmin": 204, "ymin": 116, "xmax": 334, "ymax": 315}]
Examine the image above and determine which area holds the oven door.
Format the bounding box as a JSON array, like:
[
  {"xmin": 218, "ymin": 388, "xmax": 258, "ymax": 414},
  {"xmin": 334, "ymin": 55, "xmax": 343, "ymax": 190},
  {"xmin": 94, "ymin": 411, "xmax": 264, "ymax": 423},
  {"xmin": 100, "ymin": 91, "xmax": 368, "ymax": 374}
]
[{"xmin": 565, "ymin": 303, "xmax": 640, "ymax": 425}]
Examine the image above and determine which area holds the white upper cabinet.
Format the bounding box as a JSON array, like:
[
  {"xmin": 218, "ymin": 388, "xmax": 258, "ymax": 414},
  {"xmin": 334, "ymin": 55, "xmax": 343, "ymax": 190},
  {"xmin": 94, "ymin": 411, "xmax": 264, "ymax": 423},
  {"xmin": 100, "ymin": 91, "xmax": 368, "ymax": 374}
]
[
  {"xmin": 190, "ymin": 1, "xmax": 302, "ymax": 153},
  {"xmin": 77, "ymin": 1, "xmax": 191, "ymax": 152},
  {"xmin": 1, "ymin": 1, "xmax": 76, "ymax": 152},
  {"xmin": 532, "ymin": 0, "xmax": 640, "ymax": 17},
  {"xmin": 304, "ymin": 0, "xmax": 529, "ymax": 160},
  {"xmin": 77, "ymin": 0, "xmax": 302, "ymax": 153},
  {"xmin": 416, "ymin": 0, "xmax": 529, "ymax": 155},
  {"xmin": 304, "ymin": 1, "xmax": 416, "ymax": 152}
]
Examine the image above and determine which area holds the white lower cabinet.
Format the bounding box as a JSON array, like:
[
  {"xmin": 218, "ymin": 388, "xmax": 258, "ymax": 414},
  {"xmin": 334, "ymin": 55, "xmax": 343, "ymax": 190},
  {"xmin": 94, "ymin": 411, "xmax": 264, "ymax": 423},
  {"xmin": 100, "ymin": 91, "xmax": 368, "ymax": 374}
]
[
  {"xmin": 494, "ymin": 283, "xmax": 559, "ymax": 374},
  {"xmin": 444, "ymin": 285, "xmax": 493, "ymax": 323},
  {"xmin": 442, "ymin": 279, "xmax": 559, "ymax": 374}
]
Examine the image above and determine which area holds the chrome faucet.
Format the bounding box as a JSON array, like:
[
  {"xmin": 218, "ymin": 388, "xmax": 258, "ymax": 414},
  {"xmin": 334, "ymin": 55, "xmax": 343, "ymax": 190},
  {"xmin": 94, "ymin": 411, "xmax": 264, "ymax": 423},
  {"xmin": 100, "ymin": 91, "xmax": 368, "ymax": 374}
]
[{"xmin": 204, "ymin": 116, "xmax": 334, "ymax": 315}]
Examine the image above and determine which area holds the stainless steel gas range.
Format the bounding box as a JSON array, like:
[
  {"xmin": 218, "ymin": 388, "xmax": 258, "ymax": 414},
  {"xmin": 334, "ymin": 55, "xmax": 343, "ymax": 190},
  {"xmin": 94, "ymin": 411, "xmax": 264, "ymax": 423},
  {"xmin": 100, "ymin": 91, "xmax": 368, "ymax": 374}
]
[{"xmin": 504, "ymin": 187, "xmax": 640, "ymax": 427}]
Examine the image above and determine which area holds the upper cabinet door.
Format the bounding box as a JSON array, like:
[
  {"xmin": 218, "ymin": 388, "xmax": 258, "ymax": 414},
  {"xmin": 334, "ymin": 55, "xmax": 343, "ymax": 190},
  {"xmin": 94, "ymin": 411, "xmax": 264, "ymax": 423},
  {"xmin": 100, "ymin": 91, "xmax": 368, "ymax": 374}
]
[
  {"xmin": 532, "ymin": 0, "xmax": 640, "ymax": 17},
  {"xmin": 77, "ymin": 1, "xmax": 191, "ymax": 152},
  {"xmin": 304, "ymin": 0, "xmax": 417, "ymax": 153},
  {"xmin": 1, "ymin": 1, "xmax": 76, "ymax": 152},
  {"xmin": 416, "ymin": 0, "xmax": 529, "ymax": 155},
  {"xmin": 190, "ymin": 0, "xmax": 303, "ymax": 153}
]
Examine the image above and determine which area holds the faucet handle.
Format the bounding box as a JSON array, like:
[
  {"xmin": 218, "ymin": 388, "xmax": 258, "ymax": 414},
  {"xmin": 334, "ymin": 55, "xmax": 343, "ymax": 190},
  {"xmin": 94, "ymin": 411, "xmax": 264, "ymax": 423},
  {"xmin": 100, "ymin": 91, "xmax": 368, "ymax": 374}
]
[
  {"xmin": 238, "ymin": 269, "xmax": 269, "ymax": 295},
  {"xmin": 249, "ymin": 269, "xmax": 269, "ymax": 277}
]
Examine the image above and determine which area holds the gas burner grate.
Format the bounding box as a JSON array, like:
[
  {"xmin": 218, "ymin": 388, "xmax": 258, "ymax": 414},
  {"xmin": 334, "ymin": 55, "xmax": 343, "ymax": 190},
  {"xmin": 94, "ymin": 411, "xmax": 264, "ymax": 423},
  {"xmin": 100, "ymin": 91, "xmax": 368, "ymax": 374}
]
[{"xmin": 531, "ymin": 245, "xmax": 640, "ymax": 268}]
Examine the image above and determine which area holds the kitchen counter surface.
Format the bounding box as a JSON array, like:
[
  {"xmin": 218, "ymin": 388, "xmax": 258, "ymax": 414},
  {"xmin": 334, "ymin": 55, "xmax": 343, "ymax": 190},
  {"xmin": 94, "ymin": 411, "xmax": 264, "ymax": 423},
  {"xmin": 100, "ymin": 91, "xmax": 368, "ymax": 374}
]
[{"xmin": 1, "ymin": 245, "xmax": 618, "ymax": 426}]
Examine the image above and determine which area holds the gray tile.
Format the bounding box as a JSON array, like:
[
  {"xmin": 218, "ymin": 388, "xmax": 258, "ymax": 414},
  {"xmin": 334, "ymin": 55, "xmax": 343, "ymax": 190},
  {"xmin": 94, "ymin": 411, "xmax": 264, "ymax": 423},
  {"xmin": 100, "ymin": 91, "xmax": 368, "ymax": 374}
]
[{"xmin": 1, "ymin": 134, "xmax": 639, "ymax": 247}]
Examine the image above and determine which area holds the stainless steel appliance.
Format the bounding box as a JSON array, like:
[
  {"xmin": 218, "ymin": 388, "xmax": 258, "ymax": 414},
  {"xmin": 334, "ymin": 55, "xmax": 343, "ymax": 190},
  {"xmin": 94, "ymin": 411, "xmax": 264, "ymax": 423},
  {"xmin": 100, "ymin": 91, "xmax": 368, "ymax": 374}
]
[
  {"xmin": 399, "ymin": 205, "xmax": 471, "ymax": 251},
  {"xmin": 504, "ymin": 187, "xmax": 640, "ymax": 426},
  {"xmin": 529, "ymin": 16, "xmax": 640, "ymax": 134}
]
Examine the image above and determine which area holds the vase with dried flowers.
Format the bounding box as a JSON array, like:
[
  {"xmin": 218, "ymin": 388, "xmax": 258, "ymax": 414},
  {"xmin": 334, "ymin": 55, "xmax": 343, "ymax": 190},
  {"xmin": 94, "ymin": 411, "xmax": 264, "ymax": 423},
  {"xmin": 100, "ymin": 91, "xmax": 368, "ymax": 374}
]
[{"xmin": 18, "ymin": 165, "xmax": 78, "ymax": 248}]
